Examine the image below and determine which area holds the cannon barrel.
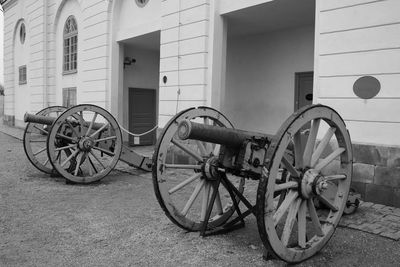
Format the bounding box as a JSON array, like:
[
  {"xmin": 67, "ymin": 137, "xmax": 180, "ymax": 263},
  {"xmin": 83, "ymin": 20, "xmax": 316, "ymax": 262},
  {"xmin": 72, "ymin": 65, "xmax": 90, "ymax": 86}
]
[
  {"xmin": 24, "ymin": 112, "xmax": 56, "ymax": 125},
  {"xmin": 178, "ymin": 119, "xmax": 271, "ymax": 148},
  {"xmin": 24, "ymin": 112, "xmax": 106, "ymax": 131}
]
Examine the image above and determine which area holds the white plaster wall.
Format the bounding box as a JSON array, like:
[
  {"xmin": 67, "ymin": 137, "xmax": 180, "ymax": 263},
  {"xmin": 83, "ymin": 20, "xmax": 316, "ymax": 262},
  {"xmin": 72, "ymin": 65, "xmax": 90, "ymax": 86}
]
[
  {"xmin": 224, "ymin": 26, "xmax": 315, "ymax": 135},
  {"xmin": 13, "ymin": 19, "xmax": 30, "ymax": 127},
  {"xmin": 116, "ymin": 0, "xmax": 161, "ymax": 41},
  {"xmin": 158, "ymin": 0, "xmax": 209, "ymax": 127},
  {"xmin": 54, "ymin": 0, "xmax": 82, "ymax": 106},
  {"xmin": 315, "ymin": 0, "xmax": 400, "ymax": 146}
]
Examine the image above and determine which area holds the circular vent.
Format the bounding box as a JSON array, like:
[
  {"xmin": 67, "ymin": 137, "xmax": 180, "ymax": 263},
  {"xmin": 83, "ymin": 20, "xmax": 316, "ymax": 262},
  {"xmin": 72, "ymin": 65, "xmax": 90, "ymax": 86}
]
[{"xmin": 353, "ymin": 76, "xmax": 381, "ymax": 99}]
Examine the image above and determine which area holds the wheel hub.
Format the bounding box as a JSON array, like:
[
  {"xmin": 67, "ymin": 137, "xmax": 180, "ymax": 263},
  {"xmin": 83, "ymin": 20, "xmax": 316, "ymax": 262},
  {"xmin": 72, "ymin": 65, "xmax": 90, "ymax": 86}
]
[
  {"xmin": 300, "ymin": 169, "xmax": 329, "ymax": 199},
  {"xmin": 78, "ymin": 137, "xmax": 95, "ymax": 152},
  {"xmin": 202, "ymin": 156, "xmax": 220, "ymax": 181}
]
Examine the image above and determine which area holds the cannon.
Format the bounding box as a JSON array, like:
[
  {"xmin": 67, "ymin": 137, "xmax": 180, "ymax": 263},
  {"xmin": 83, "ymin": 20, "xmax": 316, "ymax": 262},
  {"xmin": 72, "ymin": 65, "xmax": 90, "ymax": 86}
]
[
  {"xmin": 23, "ymin": 104, "xmax": 154, "ymax": 183},
  {"xmin": 152, "ymin": 104, "xmax": 353, "ymax": 263}
]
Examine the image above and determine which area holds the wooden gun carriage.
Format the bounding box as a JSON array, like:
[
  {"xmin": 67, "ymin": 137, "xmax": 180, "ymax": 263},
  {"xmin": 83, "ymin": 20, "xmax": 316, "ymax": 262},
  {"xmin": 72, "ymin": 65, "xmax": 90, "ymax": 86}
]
[{"xmin": 24, "ymin": 103, "xmax": 355, "ymax": 263}]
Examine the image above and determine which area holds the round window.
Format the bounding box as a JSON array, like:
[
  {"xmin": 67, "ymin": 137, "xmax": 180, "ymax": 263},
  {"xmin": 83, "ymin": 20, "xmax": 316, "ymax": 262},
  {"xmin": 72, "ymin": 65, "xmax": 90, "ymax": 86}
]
[
  {"xmin": 135, "ymin": 0, "xmax": 149, "ymax": 7},
  {"xmin": 20, "ymin": 23, "xmax": 26, "ymax": 44}
]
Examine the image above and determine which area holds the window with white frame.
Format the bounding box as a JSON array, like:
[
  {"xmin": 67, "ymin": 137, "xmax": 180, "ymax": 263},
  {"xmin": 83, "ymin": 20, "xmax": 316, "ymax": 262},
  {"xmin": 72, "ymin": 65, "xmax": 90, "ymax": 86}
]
[
  {"xmin": 19, "ymin": 65, "xmax": 27, "ymax": 85},
  {"xmin": 62, "ymin": 87, "xmax": 77, "ymax": 107},
  {"xmin": 63, "ymin": 16, "xmax": 78, "ymax": 74}
]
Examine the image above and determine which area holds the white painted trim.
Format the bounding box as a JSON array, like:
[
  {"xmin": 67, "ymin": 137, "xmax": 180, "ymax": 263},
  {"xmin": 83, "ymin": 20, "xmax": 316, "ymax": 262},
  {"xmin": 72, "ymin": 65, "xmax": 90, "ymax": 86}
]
[
  {"xmin": 116, "ymin": 19, "xmax": 161, "ymax": 42},
  {"xmin": 219, "ymin": 0, "xmax": 274, "ymax": 15}
]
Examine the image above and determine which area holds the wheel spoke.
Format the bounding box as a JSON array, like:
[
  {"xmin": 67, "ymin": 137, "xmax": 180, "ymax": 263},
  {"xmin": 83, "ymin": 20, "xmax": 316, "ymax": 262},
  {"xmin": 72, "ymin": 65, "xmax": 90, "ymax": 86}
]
[
  {"xmin": 55, "ymin": 144, "xmax": 77, "ymax": 152},
  {"xmin": 172, "ymin": 139, "xmax": 203, "ymax": 162},
  {"xmin": 317, "ymin": 194, "xmax": 339, "ymax": 212},
  {"xmin": 274, "ymin": 181, "xmax": 298, "ymax": 192},
  {"xmin": 307, "ymin": 199, "xmax": 324, "ymax": 236},
  {"xmin": 56, "ymin": 133, "xmax": 77, "ymax": 143},
  {"xmin": 281, "ymin": 155, "xmax": 300, "ymax": 177},
  {"xmin": 74, "ymin": 152, "xmax": 83, "ymax": 176},
  {"xmin": 196, "ymin": 140, "xmax": 208, "ymax": 157},
  {"xmin": 92, "ymin": 146, "xmax": 115, "ymax": 157},
  {"xmin": 213, "ymin": 144, "xmax": 221, "ymax": 156},
  {"xmin": 311, "ymin": 127, "xmax": 336, "ymax": 167},
  {"xmin": 273, "ymin": 190, "xmax": 299, "ymax": 226},
  {"xmin": 165, "ymin": 164, "xmax": 202, "ymax": 170},
  {"xmin": 324, "ymin": 174, "xmax": 347, "ymax": 181},
  {"xmin": 34, "ymin": 125, "xmax": 48, "ymax": 135},
  {"xmin": 298, "ymin": 200, "xmax": 307, "ymax": 248},
  {"xmin": 66, "ymin": 120, "xmax": 81, "ymax": 138},
  {"xmin": 168, "ymin": 173, "xmax": 202, "ymax": 194},
  {"xmin": 88, "ymin": 154, "xmax": 98, "ymax": 174},
  {"xmin": 90, "ymin": 122, "xmax": 109, "ymax": 138},
  {"xmin": 303, "ymin": 119, "xmax": 321, "ymax": 167},
  {"xmin": 281, "ymin": 198, "xmax": 301, "ymax": 246},
  {"xmin": 60, "ymin": 149, "xmax": 79, "ymax": 168},
  {"xmin": 201, "ymin": 182, "xmax": 211, "ymax": 221},
  {"xmin": 43, "ymin": 158, "xmax": 49, "ymax": 166},
  {"xmin": 33, "ymin": 147, "xmax": 47, "ymax": 156},
  {"xmin": 86, "ymin": 112, "xmax": 98, "ymax": 136},
  {"xmin": 293, "ymin": 131, "xmax": 303, "ymax": 168},
  {"xmin": 94, "ymin": 136, "xmax": 117, "ymax": 143},
  {"xmin": 29, "ymin": 140, "xmax": 46, "ymax": 143},
  {"xmin": 89, "ymin": 150, "xmax": 106, "ymax": 169},
  {"xmin": 314, "ymin": 147, "xmax": 345, "ymax": 171},
  {"xmin": 182, "ymin": 179, "xmax": 205, "ymax": 216}
]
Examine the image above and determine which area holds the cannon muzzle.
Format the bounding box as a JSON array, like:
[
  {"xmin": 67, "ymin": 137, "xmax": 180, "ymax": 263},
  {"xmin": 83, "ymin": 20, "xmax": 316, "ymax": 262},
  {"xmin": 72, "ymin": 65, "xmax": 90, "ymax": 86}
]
[{"xmin": 177, "ymin": 119, "xmax": 270, "ymax": 148}]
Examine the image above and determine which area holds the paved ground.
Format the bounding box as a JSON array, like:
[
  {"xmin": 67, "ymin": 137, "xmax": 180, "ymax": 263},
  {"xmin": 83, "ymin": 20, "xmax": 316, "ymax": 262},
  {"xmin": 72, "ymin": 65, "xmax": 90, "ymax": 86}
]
[{"xmin": 2, "ymin": 122, "xmax": 400, "ymax": 266}]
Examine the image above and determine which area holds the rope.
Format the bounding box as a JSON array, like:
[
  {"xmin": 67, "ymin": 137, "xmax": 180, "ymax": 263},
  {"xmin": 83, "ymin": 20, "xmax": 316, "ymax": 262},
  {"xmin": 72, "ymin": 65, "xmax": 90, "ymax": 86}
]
[{"xmin": 118, "ymin": 122, "xmax": 158, "ymax": 137}]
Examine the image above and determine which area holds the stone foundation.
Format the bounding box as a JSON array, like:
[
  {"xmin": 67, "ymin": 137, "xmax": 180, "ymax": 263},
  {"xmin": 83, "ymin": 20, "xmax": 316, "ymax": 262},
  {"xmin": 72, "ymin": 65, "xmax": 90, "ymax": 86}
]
[{"xmin": 352, "ymin": 143, "xmax": 400, "ymax": 207}]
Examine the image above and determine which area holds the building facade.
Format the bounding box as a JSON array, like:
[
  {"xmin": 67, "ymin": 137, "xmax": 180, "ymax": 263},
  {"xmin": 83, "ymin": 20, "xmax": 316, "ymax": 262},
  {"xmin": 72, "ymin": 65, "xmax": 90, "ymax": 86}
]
[{"xmin": 2, "ymin": 0, "xmax": 400, "ymax": 206}]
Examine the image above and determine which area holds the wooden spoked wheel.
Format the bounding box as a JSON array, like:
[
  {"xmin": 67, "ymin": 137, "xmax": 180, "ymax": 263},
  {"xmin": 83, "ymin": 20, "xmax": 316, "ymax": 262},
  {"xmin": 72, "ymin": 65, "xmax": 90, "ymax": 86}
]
[
  {"xmin": 153, "ymin": 107, "xmax": 245, "ymax": 231},
  {"xmin": 46, "ymin": 104, "xmax": 123, "ymax": 183},
  {"xmin": 257, "ymin": 104, "xmax": 352, "ymax": 263},
  {"xmin": 23, "ymin": 106, "xmax": 67, "ymax": 174}
]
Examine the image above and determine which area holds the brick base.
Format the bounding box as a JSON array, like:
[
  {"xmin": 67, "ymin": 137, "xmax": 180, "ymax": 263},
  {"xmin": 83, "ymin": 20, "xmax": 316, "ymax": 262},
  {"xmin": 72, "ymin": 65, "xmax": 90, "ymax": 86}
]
[{"xmin": 353, "ymin": 143, "xmax": 400, "ymax": 207}]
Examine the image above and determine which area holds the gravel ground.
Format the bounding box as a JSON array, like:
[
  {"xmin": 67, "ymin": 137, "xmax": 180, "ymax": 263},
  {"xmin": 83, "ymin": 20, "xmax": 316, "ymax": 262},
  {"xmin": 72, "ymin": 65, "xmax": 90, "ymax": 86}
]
[{"xmin": 2, "ymin": 131, "xmax": 400, "ymax": 266}]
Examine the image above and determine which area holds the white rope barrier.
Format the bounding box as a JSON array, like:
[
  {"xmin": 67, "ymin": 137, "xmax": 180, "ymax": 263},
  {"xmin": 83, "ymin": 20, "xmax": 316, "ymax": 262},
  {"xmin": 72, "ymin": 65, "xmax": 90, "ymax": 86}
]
[{"xmin": 117, "ymin": 123, "xmax": 158, "ymax": 137}]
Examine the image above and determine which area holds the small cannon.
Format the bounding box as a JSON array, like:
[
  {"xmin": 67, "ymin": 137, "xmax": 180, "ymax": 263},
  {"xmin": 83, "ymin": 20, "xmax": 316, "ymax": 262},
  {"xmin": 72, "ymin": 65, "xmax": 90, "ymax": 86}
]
[
  {"xmin": 23, "ymin": 104, "xmax": 153, "ymax": 183},
  {"xmin": 152, "ymin": 104, "xmax": 353, "ymax": 263}
]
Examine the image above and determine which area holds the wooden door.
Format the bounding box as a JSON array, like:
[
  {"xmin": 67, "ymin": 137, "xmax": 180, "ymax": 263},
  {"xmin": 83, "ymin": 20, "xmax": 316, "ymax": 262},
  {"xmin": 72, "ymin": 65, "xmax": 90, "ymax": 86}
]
[{"xmin": 128, "ymin": 88, "xmax": 156, "ymax": 146}]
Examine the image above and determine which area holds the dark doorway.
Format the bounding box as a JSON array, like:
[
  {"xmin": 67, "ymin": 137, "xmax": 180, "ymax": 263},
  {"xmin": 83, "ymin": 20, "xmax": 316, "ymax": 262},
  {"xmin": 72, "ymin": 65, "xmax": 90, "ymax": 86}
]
[
  {"xmin": 128, "ymin": 88, "xmax": 157, "ymax": 146},
  {"xmin": 295, "ymin": 72, "xmax": 314, "ymax": 110}
]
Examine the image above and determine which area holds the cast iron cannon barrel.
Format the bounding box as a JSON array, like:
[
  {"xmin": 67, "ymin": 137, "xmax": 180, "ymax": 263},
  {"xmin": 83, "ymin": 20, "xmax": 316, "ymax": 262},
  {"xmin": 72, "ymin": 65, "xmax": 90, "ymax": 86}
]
[
  {"xmin": 24, "ymin": 113, "xmax": 56, "ymax": 126},
  {"xmin": 24, "ymin": 112, "xmax": 105, "ymax": 130},
  {"xmin": 177, "ymin": 119, "xmax": 271, "ymax": 148}
]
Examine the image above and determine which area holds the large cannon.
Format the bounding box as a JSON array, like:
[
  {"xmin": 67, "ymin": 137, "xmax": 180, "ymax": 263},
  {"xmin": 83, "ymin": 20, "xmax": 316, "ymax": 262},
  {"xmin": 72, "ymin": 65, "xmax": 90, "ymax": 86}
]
[{"xmin": 152, "ymin": 104, "xmax": 353, "ymax": 263}]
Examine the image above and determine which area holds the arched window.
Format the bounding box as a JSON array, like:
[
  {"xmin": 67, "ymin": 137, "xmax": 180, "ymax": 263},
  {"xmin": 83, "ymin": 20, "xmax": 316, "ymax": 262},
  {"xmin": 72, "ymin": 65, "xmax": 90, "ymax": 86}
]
[{"xmin": 63, "ymin": 16, "xmax": 78, "ymax": 73}]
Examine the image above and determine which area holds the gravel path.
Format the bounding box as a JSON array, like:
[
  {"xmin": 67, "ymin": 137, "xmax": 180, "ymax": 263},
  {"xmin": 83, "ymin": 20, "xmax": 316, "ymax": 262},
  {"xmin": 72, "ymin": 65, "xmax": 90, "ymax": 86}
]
[{"xmin": 2, "ymin": 131, "xmax": 400, "ymax": 266}]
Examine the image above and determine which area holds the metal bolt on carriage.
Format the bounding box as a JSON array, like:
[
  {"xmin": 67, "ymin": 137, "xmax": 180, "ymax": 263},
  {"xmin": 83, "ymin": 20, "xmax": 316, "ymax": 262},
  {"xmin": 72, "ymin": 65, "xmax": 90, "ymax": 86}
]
[{"xmin": 24, "ymin": 103, "xmax": 355, "ymax": 263}]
